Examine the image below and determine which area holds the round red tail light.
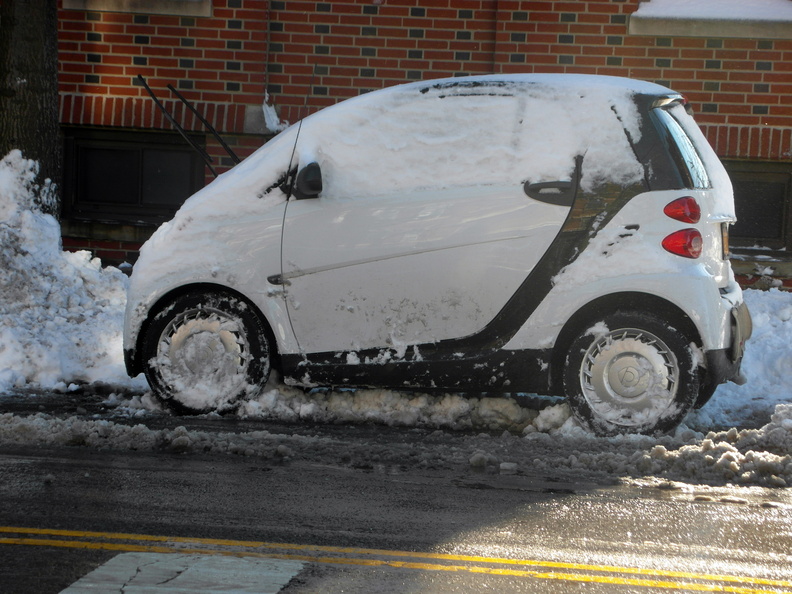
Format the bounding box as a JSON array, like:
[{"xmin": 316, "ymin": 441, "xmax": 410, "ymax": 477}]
[
  {"xmin": 664, "ymin": 196, "xmax": 701, "ymax": 224},
  {"xmin": 662, "ymin": 228, "xmax": 703, "ymax": 259}
]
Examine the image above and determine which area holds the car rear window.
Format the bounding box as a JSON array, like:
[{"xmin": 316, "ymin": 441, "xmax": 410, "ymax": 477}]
[{"xmin": 653, "ymin": 106, "xmax": 711, "ymax": 189}]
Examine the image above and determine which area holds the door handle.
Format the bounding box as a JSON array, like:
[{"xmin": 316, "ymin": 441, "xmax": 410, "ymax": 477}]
[
  {"xmin": 523, "ymin": 154, "xmax": 583, "ymax": 207},
  {"xmin": 523, "ymin": 180, "xmax": 575, "ymax": 206}
]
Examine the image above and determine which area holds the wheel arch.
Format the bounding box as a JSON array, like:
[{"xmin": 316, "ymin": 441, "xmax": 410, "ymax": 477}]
[
  {"xmin": 549, "ymin": 291, "xmax": 702, "ymax": 394},
  {"xmin": 130, "ymin": 282, "xmax": 281, "ymax": 377}
]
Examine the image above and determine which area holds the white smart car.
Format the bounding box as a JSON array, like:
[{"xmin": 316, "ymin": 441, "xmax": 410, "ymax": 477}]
[{"xmin": 124, "ymin": 74, "xmax": 751, "ymax": 435}]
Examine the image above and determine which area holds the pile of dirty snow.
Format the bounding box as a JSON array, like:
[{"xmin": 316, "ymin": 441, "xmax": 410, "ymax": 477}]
[
  {"xmin": 2, "ymin": 401, "xmax": 792, "ymax": 487},
  {"xmin": 0, "ymin": 150, "xmax": 146, "ymax": 392}
]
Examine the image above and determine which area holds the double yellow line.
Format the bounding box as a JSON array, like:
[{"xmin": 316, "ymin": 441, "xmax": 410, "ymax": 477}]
[{"xmin": 1, "ymin": 526, "xmax": 790, "ymax": 593}]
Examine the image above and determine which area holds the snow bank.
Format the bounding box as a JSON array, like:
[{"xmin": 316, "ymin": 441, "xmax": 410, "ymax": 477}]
[
  {"xmin": 687, "ymin": 288, "xmax": 792, "ymax": 430},
  {"xmin": 0, "ymin": 150, "xmax": 146, "ymax": 392}
]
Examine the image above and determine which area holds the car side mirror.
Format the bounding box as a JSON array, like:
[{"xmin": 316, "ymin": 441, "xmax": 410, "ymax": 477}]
[{"xmin": 293, "ymin": 162, "xmax": 322, "ymax": 200}]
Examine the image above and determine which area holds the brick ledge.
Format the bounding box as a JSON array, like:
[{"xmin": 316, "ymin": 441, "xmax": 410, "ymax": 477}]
[{"xmin": 629, "ymin": 15, "xmax": 792, "ymax": 39}]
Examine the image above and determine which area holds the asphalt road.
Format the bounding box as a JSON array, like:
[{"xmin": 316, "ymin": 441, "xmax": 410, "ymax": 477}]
[{"xmin": 1, "ymin": 420, "xmax": 792, "ymax": 593}]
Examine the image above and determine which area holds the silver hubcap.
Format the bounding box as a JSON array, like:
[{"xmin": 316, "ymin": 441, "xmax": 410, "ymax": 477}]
[
  {"xmin": 580, "ymin": 328, "xmax": 679, "ymax": 427},
  {"xmin": 155, "ymin": 307, "xmax": 251, "ymax": 409}
]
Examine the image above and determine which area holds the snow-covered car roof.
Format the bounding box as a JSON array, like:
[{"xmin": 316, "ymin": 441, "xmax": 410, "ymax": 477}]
[{"xmin": 161, "ymin": 74, "xmax": 675, "ymax": 226}]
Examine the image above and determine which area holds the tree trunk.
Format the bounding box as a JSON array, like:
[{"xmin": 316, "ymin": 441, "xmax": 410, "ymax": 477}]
[{"xmin": 0, "ymin": 0, "xmax": 61, "ymax": 217}]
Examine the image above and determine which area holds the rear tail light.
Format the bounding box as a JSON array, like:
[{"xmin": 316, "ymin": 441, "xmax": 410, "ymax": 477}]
[
  {"xmin": 662, "ymin": 229, "xmax": 702, "ymax": 259},
  {"xmin": 664, "ymin": 196, "xmax": 700, "ymax": 223}
]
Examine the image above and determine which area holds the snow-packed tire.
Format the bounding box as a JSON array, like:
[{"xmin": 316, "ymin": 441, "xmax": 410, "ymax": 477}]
[
  {"xmin": 142, "ymin": 291, "xmax": 272, "ymax": 414},
  {"xmin": 563, "ymin": 311, "xmax": 699, "ymax": 436}
]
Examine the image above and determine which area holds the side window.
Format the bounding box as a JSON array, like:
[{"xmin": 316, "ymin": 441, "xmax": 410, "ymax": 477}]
[
  {"xmin": 654, "ymin": 107, "xmax": 710, "ymax": 189},
  {"xmin": 300, "ymin": 84, "xmax": 644, "ymax": 199},
  {"xmin": 307, "ymin": 91, "xmax": 529, "ymax": 199}
]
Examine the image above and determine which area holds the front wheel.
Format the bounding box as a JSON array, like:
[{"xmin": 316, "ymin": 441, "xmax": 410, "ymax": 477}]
[
  {"xmin": 142, "ymin": 291, "xmax": 272, "ymax": 414},
  {"xmin": 563, "ymin": 311, "xmax": 699, "ymax": 436}
]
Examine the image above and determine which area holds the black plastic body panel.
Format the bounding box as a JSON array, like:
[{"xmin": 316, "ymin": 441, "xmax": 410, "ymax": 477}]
[{"xmin": 281, "ymin": 348, "xmax": 557, "ymax": 396}]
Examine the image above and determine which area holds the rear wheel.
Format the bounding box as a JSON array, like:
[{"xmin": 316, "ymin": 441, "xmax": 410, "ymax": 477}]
[
  {"xmin": 142, "ymin": 291, "xmax": 272, "ymax": 414},
  {"xmin": 563, "ymin": 311, "xmax": 699, "ymax": 436}
]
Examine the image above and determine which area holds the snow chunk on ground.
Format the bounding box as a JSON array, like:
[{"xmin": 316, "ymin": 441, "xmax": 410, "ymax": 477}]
[{"xmin": 0, "ymin": 150, "xmax": 146, "ymax": 392}]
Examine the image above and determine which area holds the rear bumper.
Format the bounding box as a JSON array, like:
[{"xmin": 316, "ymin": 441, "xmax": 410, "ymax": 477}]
[
  {"xmin": 730, "ymin": 298, "xmax": 752, "ymax": 363},
  {"xmin": 705, "ymin": 299, "xmax": 752, "ymax": 386}
]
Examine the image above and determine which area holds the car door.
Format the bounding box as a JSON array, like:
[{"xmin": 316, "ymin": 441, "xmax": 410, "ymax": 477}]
[{"xmin": 280, "ymin": 85, "xmax": 573, "ymax": 355}]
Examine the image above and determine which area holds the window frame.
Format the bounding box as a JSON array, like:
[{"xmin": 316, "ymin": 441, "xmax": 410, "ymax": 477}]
[
  {"xmin": 62, "ymin": 126, "xmax": 207, "ymax": 226},
  {"xmin": 62, "ymin": 0, "xmax": 211, "ymax": 17},
  {"xmin": 723, "ymin": 159, "xmax": 792, "ymax": 253}
]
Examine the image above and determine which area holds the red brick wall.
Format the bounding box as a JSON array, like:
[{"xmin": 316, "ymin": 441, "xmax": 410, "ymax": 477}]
[
  {"xmin": 58, "ymin": 0, "xmax": 792, "ymax": 164},
  {"xmin": 265, "ymin": 1, "xmax": 499, "ymax": 122},
  {"xmin": 61, "ymin": 236, "xmax": 143, "ymax": 266},
  {"xmin": 268, "ymin": 0, "xmax": 792, "ymax": 160},
  {"xmin": 58, "ymin": 0, "xmax": 270, "ymax": 177},
  {"xmin": 262, "ymin": 0, "xmax": 791, "ymax": 161},
  {"xmin": 58, "ymin": 0, "xmax": 267, "ymax": 123}
]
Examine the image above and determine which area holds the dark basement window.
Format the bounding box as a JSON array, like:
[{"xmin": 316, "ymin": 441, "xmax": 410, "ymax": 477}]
[
  {"xmin": 724, "ymin": 160, "xmax": 792, "ymax": 252},
  {"xmin": 62, "ymin": 127, "xmax": 206, "ymax": 225}
]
